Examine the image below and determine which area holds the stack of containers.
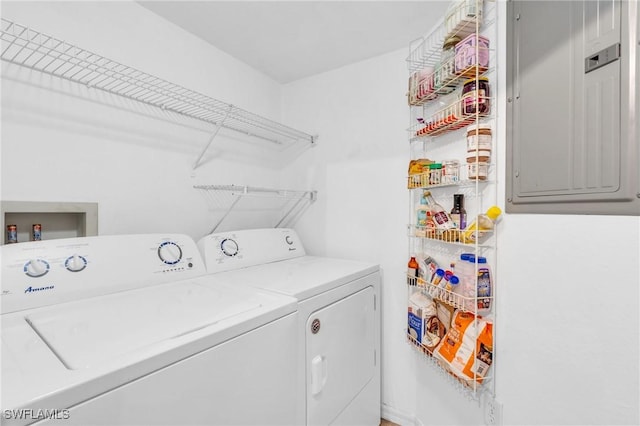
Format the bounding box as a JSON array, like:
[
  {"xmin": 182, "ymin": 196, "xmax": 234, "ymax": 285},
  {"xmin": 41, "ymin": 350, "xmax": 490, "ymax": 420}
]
[{"xmin": 466, "ymin": 124, "xmax": 492, "ymax": 180}]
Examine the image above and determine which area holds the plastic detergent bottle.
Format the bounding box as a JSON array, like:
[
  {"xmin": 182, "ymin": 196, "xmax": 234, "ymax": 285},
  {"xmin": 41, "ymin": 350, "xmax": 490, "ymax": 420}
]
[
  {"xmin": 476, "ymin": 256, "xmax": 492, "ymax": 315},
  {"xmin": 462, "ymin": 206, "xmax": 502, "ymax": 244},
  {"xmin": 458, "ymin": 253, "xmax": 476, "ymax": 311}
]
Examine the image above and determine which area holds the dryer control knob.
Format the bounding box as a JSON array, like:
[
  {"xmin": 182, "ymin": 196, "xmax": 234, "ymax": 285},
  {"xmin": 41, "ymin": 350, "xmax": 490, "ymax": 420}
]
[
  {"xmin": 220, "ymin": 238, "xmax": 239, "ymax": 257},
  {"xmin": 24, "ymin": 259, "xmax": 50, "ymax": 277},
  {"xmin": 158, "ymin": 241, "xmax": 182, "ymax": 265},
  {"xmin": 65, "ymin": 254, "xmax": 87, "ymax": 272}
]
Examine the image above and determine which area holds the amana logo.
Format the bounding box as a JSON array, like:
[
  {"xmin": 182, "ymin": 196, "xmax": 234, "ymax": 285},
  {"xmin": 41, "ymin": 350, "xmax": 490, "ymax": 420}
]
[{"xmin": 24, "ymin": 285, "xmax": 55, "ymax": 294}]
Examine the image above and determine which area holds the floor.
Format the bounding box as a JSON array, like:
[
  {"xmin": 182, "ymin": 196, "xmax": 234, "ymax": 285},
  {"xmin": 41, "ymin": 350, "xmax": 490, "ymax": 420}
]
[{"xmin": 380, "ymin": 419, "xmax": 400, "ymax": 426}]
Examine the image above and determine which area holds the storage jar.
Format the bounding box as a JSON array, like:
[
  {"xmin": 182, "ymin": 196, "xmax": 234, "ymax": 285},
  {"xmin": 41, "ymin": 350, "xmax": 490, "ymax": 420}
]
[
  {"xmin": 467, "ymin": 162, "xmax": 489, "ymax": 180},
  {"xmin": 429, "ymin": 163, "xmax": 442, "ymax": 185},
  {"xmin": 455, "ymin": 34, "xmax": 490, "ymax": 77},
  {"xmin": 466, "ymin": 124, "xmax": 492, "ymax": 152},
  {"xmin": 461, "ymin": 77, "xmax": 490, "ymax": 115},
  {"xmin": 435, "ymin": 36, "xmax": 461, "ymax": 95},
  {"xmin": 442, "ymin": 160, "xmax": 460, "ymax": 184},
  {"xmin": 466, "ymin": 149, "xmax": 491, "ymax": 163}
]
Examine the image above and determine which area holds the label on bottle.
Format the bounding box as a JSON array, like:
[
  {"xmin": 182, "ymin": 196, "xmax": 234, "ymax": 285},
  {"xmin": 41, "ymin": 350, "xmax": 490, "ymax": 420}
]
[
  {"xmin": 407, "ymin": 267, "xmax": 417, "ymax": 286},
  {"xmin": 451, "ymin": 213, "xmax": 460, "ymax": 229},
  {"xmin": 450, "ymin": 213, "xmax": 467, "ymax": 230},
  {"xmin": 433, "ymin": 211, "xmax": 454, "ymax": 229},
  {"xmin": 477, "ymin": 268, "xmax": 491, "ymax": 311},
  {"xmin": 417, "ymin": 210, "xmax": 428, "ymax": 227}
]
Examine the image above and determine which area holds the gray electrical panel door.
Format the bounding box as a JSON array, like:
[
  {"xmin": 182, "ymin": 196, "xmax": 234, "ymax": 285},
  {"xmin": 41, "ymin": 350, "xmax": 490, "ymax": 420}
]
[{"xmin": 506, "ymin": 0, "xmax": 639, "ymax": 215}]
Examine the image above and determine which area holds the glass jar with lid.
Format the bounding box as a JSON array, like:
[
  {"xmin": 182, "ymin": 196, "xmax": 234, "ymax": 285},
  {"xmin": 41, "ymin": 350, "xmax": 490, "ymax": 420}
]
[
  {"xmin": 435, "ymin": 36, "xmax": 461, "ymax": 95},
  {"xmin": 467, "ymin": 124, "xmax": 492, "ymax": 152},
  {"xmin": 442, "ymin": 160, "xmax": 460, "ymax": 184},
  {"xmin": 461, "ymin": 76, "xmax": 490, "ymax": 115}
]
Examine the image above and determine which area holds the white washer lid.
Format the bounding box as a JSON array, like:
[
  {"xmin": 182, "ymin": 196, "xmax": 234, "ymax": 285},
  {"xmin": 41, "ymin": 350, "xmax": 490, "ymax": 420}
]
[
  {"xmin": 215, "ymin": 256, "xmax": 379, "ymax": 300},
  {"xmin": 26, "ymin": 280, "xmax": 262, "ymax": 370}
]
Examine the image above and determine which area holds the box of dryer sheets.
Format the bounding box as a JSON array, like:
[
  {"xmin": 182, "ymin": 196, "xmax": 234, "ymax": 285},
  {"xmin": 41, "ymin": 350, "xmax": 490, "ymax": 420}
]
[{"xmin": 408, "ymin": 292, "xmax": 446, "ymax": 352}]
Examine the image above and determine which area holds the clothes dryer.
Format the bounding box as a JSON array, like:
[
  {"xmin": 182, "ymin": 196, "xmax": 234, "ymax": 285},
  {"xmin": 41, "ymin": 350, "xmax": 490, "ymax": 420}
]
[
  {"xmin": 1, "ymin": 234, "xmax": 299, "ymax": 426},
  {"xmin": 198, "ymin": 228, "xmax": 381, "ymax": 426}
]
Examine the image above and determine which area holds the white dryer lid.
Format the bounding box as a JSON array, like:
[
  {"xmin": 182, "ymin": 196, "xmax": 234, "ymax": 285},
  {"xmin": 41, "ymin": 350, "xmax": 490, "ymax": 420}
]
[
  {"xmin": 214, "ymin": 256, "xmax": 379, "ymax": 300},
  {"xmin": 26, "ymin": 280, "xmax": 262, "ymax": 370}
]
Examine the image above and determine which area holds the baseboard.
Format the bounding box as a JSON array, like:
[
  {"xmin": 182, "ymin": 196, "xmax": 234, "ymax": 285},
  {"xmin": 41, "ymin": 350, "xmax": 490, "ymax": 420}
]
[{"xmin": 381, "ymin": 403, "xmax": 423, "ymax": 426}]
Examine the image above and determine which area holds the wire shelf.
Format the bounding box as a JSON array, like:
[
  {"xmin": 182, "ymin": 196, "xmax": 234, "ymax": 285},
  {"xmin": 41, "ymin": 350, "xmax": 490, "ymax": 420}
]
[
  {"xmin": 194, "ymin": 185, "xmax": 317, "ymax": 233},
  {"xmin": 406, "ymin": 0, "xmax": 494, "ymax": 73},
  {"xmin": 409, "ymin": 95, "xmax": 492, "ymax": 140},
  {"xmin": 408, "ymin": 174, "xmax": 493, "ymax": 189},
  {"xmin": 0, "ymin": 18, "xmax": 316, "ymax": 168},
  {"xmin": 408, "ymin": 60, "xmax": 491, "ymax": 107},
  {"xmin": 406, "ymin": 332, "xmax": 491, "ymax": 398},
  {"xmin": 407, "ymin": 224, "xmax": 494, "ymax": 247},
  {"xmin": 408, "ymin": 275, "xmax": 493, "ymax": 314}
]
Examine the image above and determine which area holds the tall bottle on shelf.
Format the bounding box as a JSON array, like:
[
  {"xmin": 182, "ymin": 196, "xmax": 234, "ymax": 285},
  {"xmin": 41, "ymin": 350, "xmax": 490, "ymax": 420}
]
[
  {"xmin": 421, "ymin": 191, "xmax": 455, "ymax": 234},
  {"xmin": 450, "ymin": 194, "xmax": 467, "ymax": 231},
  {"xmin": 415, "ymin": 194, "xmax": 430, "ymax": 237},
  {"xmin": 407, "ymin": 255, "xmax": 419, "ymax": 286}
]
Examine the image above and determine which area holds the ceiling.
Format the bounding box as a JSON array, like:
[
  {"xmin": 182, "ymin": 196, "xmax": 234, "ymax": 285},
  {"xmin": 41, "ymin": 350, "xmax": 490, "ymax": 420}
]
[{"xmin": 137, "ymin": 1, "xmax": 448, "ymax": 84}]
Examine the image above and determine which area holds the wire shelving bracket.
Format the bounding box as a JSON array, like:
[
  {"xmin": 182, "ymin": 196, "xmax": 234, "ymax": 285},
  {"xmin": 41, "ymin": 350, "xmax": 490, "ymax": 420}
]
[
  {"xmin": 194, "ymin": 185, "xmax": 317, "ymax": 234},
  {"xmin": 0, "ymin": 18, "xmax": 316, "ymax": 169}
]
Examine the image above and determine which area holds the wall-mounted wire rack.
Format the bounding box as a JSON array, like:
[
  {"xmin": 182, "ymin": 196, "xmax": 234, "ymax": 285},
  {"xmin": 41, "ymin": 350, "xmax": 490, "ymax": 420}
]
[
  {"xmin": 194, "ymin": 185, "xmax": 317, "ymax": 234},
  {"xmin": 406, "ymin": 0, "xmax": 495, "ymax": 108},
  {"xmin": 406, "ymin": 333, "xmax": 492, "ymax": 396},
  {"xmin": 407, "ymin": 0, "xmax": 494, "ymax": 73},
  {"xmin": 0, "ymin": 18, "xmax": 316, "ymax": 169},
  {"xmin": 405, "ymin": 0, "xmax": 498, "ymax": 405}
]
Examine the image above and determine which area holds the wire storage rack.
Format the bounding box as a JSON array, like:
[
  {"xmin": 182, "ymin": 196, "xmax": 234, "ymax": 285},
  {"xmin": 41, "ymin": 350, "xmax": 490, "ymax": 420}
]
[
  {"xmin": 405, "ymin": 0, "xmax": 498, "ymax": 402},
  {"xmin": 0, "ymin": 18, "xmax": 316, "ymax": 169},
  {"xmin": 194, "ymin": 185, "xmax": 317, "ymax": 234}
]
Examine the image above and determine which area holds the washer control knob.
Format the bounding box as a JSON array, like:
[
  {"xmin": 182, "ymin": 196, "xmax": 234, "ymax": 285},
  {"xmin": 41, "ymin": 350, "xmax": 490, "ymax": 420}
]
[
  {"xmin": 24, "ymin": 259, "xmax": 50, "ymax": 277},
  {"xmin": 65, "ymin": 255, "xmax": 87, "ymax": 272},
  {"xmin": 220, "ymin": 238, "xmax": 239, "ymax": 257},
  {"xmin": 158, "ymin": 241, "xmax": 182, "ymax": 265}
]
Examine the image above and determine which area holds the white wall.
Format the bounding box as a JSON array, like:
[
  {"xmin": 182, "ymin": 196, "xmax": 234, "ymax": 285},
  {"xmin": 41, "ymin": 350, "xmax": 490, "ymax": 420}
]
[
  {"xmin": 1, "ymin": 1, "xmax": 302, "ymax": 240},
  {"xmin": 282, "ymin": 2, "xmax": 640, "ymax": 426}
]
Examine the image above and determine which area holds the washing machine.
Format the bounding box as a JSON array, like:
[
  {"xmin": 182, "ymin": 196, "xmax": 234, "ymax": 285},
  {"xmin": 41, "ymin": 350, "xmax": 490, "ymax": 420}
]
[
  {"xmin": 198, "ymin": 228, "xmax": 381, "ymax": 426},
  {"xmin": 1, "ymin": 234, "xmax": 300, "ymax": 426}
]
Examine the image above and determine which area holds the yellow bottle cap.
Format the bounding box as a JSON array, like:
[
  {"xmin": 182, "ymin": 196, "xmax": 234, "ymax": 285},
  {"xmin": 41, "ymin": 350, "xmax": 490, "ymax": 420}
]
[{"xmin": 486, "ymin": 206, "xmax": 502, "ymax": 220}]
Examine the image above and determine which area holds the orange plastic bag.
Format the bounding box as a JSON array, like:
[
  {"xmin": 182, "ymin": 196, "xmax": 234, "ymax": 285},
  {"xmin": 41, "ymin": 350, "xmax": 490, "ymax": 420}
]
[{"xmin": 435, "ymin": 310, "xmax": 493, "ymax": 383}]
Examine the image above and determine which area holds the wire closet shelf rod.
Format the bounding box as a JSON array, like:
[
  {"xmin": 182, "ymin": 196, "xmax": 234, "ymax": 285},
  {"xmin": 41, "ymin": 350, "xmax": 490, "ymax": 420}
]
[{"xmin": 0, "ymin": 18, "xmax": 316, "ymax": 164}]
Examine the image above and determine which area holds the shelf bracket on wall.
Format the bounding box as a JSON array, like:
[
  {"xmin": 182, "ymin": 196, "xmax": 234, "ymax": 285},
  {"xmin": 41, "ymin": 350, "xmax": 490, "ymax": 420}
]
[
  {"xmin": 192, "ymin": 104, "xmax": 233, "ymax": 170},
  {"xmin": 208, "ymin": 194, "xmax": 242, "ymax": 235},
  {"xmin": 194, "ymin": 185, "xmax": 317, "ymax": 234}
]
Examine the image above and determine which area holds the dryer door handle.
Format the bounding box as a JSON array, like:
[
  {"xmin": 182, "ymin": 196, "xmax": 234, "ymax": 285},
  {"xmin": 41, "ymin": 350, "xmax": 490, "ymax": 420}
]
[{"xmin": 310, "ymin": 355, "xmax": 328, "ymax": 396}]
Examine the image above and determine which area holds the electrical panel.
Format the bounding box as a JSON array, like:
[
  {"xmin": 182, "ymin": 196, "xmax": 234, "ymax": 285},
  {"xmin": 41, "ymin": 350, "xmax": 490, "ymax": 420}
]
[{"xmin": 506, "ymin": 0, "xmax": 639, "ymax": 215}]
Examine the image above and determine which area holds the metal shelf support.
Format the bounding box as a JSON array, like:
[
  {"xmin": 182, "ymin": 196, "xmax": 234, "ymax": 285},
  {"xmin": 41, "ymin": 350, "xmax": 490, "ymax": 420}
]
[
  {"xmin": 194, "ymin": 185, "xmax": 317, "ymax": 233},
  {"xmin": 193, "ymin": 104, "xmax": 233, "ymax": 170}
]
